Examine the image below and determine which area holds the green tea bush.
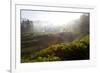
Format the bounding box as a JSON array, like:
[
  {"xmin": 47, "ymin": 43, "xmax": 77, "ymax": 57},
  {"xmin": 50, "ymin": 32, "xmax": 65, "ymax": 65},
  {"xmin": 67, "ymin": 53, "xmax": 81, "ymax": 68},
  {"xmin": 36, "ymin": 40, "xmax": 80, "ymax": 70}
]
[{"xmin": 33, "ymin": 35, "xmax": 89, "ymax": 61}]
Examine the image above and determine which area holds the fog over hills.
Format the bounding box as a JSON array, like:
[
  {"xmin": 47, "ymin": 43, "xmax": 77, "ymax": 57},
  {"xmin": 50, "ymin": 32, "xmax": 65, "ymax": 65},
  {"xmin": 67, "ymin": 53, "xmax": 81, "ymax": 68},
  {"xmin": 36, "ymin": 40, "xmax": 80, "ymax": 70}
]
[
  {"xmin": 21, "ymin": 19, "xmax": 69, "ymax": 33},
  {"xmin": 21, "ymin": 13, "xmax": 89, "ymax": 36}
]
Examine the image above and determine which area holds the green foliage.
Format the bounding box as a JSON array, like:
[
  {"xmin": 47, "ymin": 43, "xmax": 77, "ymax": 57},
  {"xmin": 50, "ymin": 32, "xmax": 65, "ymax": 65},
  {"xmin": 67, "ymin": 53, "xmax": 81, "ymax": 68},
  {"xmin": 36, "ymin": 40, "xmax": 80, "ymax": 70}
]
[
  {"xmin": 21, "ymin": 35, "xmax": 89, "ymax": 63},
  {"xmin": 33, "ymin": 55, "xmax": 61, "ymax": 62},
  {"xmin": 33, "ymin": 35, "xmax": 89, "ymax": 61}
]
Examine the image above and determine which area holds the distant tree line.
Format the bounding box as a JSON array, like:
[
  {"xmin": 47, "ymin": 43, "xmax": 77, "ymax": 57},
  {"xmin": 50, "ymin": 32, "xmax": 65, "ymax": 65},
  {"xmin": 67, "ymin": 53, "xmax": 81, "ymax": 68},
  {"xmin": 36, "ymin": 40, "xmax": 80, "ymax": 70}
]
[
  {"xmin": 21, "ymin": 19, "xmax": 34, "ymax": 33},
  {"xmin": 66, "ymin": 14, "xmax": 90, "ymax": 35}
]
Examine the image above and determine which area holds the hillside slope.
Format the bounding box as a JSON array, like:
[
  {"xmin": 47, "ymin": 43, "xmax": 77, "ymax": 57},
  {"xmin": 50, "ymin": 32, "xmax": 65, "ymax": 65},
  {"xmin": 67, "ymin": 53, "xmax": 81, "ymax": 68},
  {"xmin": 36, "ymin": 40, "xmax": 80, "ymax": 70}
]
[{"xmin": 21, "ymin": 35, "xmax": 89, "ymax": 63}]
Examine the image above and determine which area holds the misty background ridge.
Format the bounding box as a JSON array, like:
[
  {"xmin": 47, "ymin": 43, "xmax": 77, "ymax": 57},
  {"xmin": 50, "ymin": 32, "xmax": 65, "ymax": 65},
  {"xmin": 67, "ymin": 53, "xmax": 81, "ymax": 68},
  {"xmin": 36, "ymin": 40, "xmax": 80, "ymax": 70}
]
[{"xmin": 21, "ymin": 14, "xmax": 89, "ymax": 35}]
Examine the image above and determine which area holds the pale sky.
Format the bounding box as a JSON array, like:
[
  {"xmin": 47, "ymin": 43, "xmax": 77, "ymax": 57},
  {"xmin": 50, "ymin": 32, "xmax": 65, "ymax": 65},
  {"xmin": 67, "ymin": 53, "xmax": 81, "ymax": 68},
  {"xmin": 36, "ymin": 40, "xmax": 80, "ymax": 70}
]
[{"xmin": 21, "ymin": 10, "xmax": 83, "ymax": 27}]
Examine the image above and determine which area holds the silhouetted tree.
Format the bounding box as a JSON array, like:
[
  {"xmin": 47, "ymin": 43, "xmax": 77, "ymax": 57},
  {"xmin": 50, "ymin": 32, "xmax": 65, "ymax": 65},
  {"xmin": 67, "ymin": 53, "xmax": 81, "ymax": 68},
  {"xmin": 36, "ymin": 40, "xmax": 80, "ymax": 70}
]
[
  {"xmin": 79, "ymin": 14, "xmax": 90, "ymax": 34},
  {"xmin": 21, "ymin": 19, "xmax": 34, "ymax": 33}
]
